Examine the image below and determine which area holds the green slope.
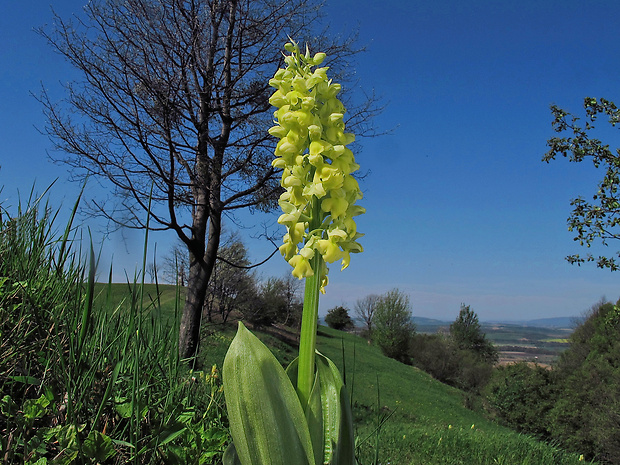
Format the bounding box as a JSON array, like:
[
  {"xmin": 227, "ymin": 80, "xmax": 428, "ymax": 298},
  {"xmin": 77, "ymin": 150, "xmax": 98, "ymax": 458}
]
[
  {"xmin": 314, "ymin": 326, "xmax": 591, "ymax": 464},
  {"xmin": 93, "ymin": 282, "xmax": 184, "ymax": 320},
  {"xmin": 94, "ymin": 284, "xmax": 592, "ymax": 464}
]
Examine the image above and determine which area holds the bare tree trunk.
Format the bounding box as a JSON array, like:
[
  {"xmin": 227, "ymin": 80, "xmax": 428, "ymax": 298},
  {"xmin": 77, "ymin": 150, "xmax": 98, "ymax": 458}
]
[{"xmin": 178, "ymin": 192, "xmax": 222, "ymax": 361}]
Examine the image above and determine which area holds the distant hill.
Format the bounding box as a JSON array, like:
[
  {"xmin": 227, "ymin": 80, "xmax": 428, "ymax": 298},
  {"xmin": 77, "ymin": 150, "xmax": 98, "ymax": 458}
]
[
  {"xmin": 486, "ymin": 317, "xmax": 581, "ymax": 328},
  {"xmin": 521, "ymin": 316, "xmax": 581, "ymax": 328},
  {"xmin": 413, "ymin": 316, "xmax": 449, "ymax": 326},
  {"xmin": 412, "ymin": 316, "xmax": 580, "ymax": 329}
]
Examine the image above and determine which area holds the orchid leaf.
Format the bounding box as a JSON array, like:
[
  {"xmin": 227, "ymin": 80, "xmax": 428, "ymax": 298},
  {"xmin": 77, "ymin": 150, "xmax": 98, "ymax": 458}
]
[
  {"xmin": 287, "ymin": 358, "xmax": 324, "ymax": 465},
  {"xmin": 223, "ymin": 322, "xmax": 315, "ymax": 465},
  {"xmin": 287, "ymin": 353, "xmax": 357, "ymax": 465},
  {"xmin": 315, "ymin": 353, "xmax": 356, "ymax": 465},
  {"xmin": 222, "ymin": 443, "xmax": 242, "ymax": 465}
]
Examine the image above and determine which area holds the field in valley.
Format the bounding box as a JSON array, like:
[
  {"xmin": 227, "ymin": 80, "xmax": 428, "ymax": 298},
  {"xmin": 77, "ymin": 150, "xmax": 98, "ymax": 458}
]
[{"xmin": 414, "ymin": 318, "xmax": 576, "ymax": 366}]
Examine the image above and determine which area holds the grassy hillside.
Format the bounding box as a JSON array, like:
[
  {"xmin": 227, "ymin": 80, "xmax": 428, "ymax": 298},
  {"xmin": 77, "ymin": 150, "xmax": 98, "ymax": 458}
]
[
  {"xmin": 95, "ymin": 284, "xmax": 591, "ymax": 464},
  {"xmin": 198, "ymin": 322, "xmax": 591, "ymax": 464},
  {"xmin": 94, "ymin": 281, "xmax": 184, "ymax": 318},
  {"xmin": 313, "ymin": 326, "xmax": 589, "ymax": 464}
]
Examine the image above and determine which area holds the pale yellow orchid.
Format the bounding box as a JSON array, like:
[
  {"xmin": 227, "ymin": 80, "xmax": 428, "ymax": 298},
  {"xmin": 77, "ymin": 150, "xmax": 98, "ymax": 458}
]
[{"xmin": 268, "ymin": 41, "xmax": 364, "ymax": 288}]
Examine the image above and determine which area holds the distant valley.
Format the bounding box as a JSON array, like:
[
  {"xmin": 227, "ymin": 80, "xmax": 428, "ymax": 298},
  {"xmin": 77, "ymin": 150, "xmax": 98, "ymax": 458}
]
[{"xmin": 411, "ymin": 316, "xmax": 577, "ymax": 366}]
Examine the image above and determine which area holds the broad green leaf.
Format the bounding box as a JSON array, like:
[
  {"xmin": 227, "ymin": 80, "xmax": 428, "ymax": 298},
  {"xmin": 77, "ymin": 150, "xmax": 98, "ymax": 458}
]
[
  {"xmin": 55, "ymin": 424, "xmax": 81, "ymax": 450},
  {"xmin": 315, "ymin": 353, "xmax": 356, "ymax": 465},
  {"xmin": 223, "ymin": 322, "xmax": 315, "ymax": 465},
  {"xmin": 82, "ymin": 430, "xmax": 116, "ymax": 462},
  {"xmin": 27, "ymin": 458, "xmax": 48, "ymax": 465},
  {"xmin": 114, "ymin": 396, "xmax": 147, "ymax": 420},
  {"xmin": 114, "ymin": 397, "xmax": 132, "ymax": 418},
  {"xmin": 9, "ymin": 375, "xmax": 40, "ymax": 386},
  {"xmin": 223, "ymin": 443, "xmax": 242, "ymax": 465},
  {"xmin": 287, "ymin": 353, "xmax": 357, "ymax": 465},
  {"xmin": 287, "ymin": 358, "xmax": 324, "ymax": 465},
  {"xmin": 1, "ymin": 395, "xmax": 17, "ymax": 417},
  {"xmin": 153, "ymin": 421, "xmax": 187, "ymax": 446},
  {"xmin": 23, "ymin": 394, "xmax": 50, "ymax": 421}
]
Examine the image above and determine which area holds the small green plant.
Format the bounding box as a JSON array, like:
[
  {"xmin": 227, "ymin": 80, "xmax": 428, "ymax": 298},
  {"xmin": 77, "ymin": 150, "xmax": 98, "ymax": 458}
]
[{"xmin": 222, "ymin": 41, "xmax": 364, "ymax": 465}]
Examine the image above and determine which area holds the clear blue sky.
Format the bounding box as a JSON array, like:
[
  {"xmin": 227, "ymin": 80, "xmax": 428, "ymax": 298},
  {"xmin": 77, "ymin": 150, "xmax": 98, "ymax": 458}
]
[{"xmin": 2, "ymin": 0, "xmax": 620, "ymax": 321}]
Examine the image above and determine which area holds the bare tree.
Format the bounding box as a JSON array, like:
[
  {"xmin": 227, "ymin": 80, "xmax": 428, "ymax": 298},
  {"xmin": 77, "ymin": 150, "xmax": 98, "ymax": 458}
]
[
  {"xmin": 162, "ymin": 241, "xmax": 189, "ymax": 286},
  {"xmin": 279, "ymin": 273, "xmax": 302, "ymax": 327},
  {"xmin": 146, "ymin": 261, "xmax": 158, "ymax": 283},
  {"xmin": 354, "ymin": 293, "xmax": 379, "ymax": 334},
  {"xmin": 38, "ymin": 0, "xmax": 381, "ymax": 360},
  {"xmin": 203, "ymin": 233, "xmax": 256, "ymax": 323}
]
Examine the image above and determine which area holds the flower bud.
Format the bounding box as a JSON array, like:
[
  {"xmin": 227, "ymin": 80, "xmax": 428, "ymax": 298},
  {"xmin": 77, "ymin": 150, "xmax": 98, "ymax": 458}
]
[{"xmin": 312, "ymin": 52, "xmax": 326, "ymax": 65}]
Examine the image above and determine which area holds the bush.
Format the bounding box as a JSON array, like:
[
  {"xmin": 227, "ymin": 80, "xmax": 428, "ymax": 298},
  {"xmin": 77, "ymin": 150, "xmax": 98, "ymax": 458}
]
[
  {"xmin": 547, "ymin": 300, "xmax": 620, "ymax": 463},
  {"xmin": 324, "ymin": 305, "xmax": 354, "ymax": 330},
  {"xmin": 373, "ymin": 289, "xmax": 415, "ymax": 363},
  {"xmin": 409, "ymin": 334, "xmax": 493, "ymax": 393},
  {"xmin": 410, "ymin": 334, "xmax": 460, "ymax": 383},
  {"xmin": 484, "ymin": 362, "xmax": 555, "ymax": 438}
]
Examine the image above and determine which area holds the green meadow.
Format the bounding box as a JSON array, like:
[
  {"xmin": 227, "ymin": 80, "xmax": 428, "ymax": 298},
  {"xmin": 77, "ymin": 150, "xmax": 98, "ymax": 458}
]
[
  {"xmin": 197, "ymin": 317, "xmax": 591, "ymax": 465},
  {"xmin": 131, "ymin": 283, "xmax": 590, "ymax": 465}
]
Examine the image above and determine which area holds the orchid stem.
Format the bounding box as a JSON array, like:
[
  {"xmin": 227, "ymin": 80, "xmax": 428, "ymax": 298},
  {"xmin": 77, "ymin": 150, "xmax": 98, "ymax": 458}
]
[
  {"xmin": 297, "ymin": 192, "xmax": 323, "ymax": 408},
  {"xmin": 297, "ymin": 252, "xmax": 322, "ymax": 408}
]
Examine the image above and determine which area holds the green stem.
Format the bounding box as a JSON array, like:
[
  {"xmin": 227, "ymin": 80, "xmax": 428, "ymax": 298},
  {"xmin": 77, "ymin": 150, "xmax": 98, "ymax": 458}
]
[
  {"xmin": 297, "ymin": 252, "xmax": 322, "ymax": 408},
  {"xmin": 297, "ymin": 193, "xmax": 323, "ymax": 408}
]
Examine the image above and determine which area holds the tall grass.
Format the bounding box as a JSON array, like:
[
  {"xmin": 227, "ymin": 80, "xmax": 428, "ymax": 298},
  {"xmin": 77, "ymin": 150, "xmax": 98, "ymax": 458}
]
[{"xmin": 0, "ymin": 187, "xmax": 228, "ymax": 464}]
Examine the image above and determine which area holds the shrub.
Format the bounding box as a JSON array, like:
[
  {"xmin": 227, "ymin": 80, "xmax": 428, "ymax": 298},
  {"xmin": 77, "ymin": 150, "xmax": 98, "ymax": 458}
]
[
  {"xmin": 325, "ymin": 305, "xmax": 354, "ymax": 330},
  {"xmin": 548, "ymin": 300, "xmax": 620, "ymax": 463},
  {"xmin": 484, "ymin": 362, "xmax": 555, "ymax": 438},
  {"xmin": 410, "ymin": 334, "xmax": 461, "ymax": 384},
  {"xmin": 373, "ymin": 289, "xmax": 415, "ymax": 363},
  {"xmin": 410, "ymin": 334, "xmax": 493, "ymax": 393}
]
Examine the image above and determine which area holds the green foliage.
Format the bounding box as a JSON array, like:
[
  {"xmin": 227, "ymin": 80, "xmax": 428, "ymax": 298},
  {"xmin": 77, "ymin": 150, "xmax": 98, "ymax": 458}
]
[
  {"xmin": 409, "ymin": 333, "xmax": 493, "ymax": 394},
  {"xmin": 325, "ymin": 306, "xmax": 354, "ymax": 331},
  {"xmin": 450, "ymin": 303, "xmax": 498, "ymax": 364},
  {"xmin": 372, "ymin": 289, "xmax": 415, "ymax": 363},
  {"xmin": 409, "ymin": 334, "xmax": 462, "ymax": 384},
  {"xmin": 548, "ymin": 300, "xmax": 620, "ymax": 463},
  {"xmin": 545, "ymin": 97, "xmax": 620, "ymax": 270},
  {"xmin": 484, "ymin": 362, "xmax": 556, "ymax": 438},
  {"xmin": 0, "ymin": 188, "xmax": 228, "ymax": 464}
]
